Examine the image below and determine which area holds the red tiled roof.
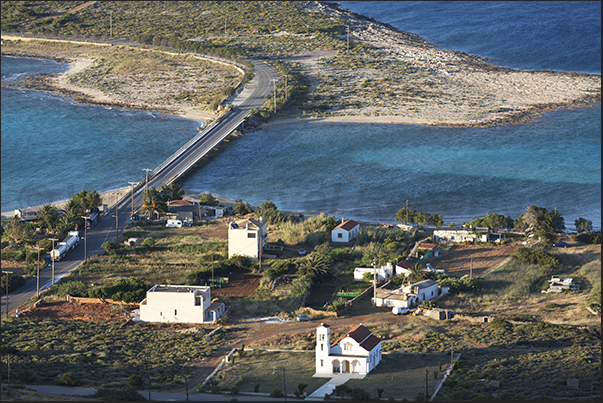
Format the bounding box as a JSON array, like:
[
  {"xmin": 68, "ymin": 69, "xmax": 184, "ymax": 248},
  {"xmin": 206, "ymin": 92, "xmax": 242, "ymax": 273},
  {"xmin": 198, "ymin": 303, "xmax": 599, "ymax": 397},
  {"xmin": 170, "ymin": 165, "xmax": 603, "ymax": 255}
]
[
  {"xmin": 396, "ymin": 260, "xmax": 414, "ymax": 269},
  {"xmin": 168, "ymin": 199, "xmax": 193, "ymax": 205},
  {"xmin": 418, "ymin": 243, "xmax": 437, "ymax": 250},
  {"xmin": 333, "ymin": 220, "xmax": 359, "ymax": 231},
  {"xmin": 331, "ymin": 324, "xmax": 373, "ymax": 348},
  {"xmin": 360, "ymin": 334, "xmax": 381, "ymax": 351}
]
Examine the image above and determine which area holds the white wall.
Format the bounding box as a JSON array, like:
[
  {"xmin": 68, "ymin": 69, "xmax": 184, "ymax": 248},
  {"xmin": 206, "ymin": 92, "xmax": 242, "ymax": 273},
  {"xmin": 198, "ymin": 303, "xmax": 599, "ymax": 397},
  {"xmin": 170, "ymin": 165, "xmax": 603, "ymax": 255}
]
[{"xmin": 139, "ymin": 286, "xmax": 211, "ymax": 324}]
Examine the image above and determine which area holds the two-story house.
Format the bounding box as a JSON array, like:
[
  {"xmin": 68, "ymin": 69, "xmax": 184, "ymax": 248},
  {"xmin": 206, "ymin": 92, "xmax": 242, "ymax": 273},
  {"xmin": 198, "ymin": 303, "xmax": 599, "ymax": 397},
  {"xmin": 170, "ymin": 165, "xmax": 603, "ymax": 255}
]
[
  {"xmin": 228, "ymin": 218, "xmax": 267, "ymax": 261},
  {"xmin": 315, "ymin": 323, "xmax": 382, "ymax": 376},
  {"xmin": 139, "ymin": 284, "xmax": 225, "ymax": 324}
]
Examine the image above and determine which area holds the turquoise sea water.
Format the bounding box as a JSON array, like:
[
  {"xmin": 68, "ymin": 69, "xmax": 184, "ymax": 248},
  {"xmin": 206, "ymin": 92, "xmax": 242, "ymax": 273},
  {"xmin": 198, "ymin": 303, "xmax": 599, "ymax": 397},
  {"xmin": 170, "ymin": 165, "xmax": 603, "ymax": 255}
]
[{"xmin": 1, "ymin": 1, "xmax": 601, "ymax": 230}]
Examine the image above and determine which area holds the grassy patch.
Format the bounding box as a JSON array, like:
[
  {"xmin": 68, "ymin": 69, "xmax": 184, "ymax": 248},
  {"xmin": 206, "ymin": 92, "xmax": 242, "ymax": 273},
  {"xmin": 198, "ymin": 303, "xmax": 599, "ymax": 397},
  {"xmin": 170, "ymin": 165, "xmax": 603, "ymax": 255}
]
[{"xmin": 1, "ymin": 319, "xmax": 226, "ymax": 390}]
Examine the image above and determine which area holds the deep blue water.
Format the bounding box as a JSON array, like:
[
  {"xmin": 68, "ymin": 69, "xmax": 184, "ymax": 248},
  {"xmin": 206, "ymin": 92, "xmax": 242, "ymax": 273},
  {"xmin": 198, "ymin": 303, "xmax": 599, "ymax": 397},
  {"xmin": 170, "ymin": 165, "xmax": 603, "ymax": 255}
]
[{"xmin": 1, "ymin": 1, "xmax": 601, "ymax": 230}]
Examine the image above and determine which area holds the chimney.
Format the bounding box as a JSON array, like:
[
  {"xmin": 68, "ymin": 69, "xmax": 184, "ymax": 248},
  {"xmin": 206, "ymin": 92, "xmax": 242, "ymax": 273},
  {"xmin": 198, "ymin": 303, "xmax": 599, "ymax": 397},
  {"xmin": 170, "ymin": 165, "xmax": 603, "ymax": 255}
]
[{"xmin": 341, "ymin": 218, "xmax": 344, "ymax": 224}]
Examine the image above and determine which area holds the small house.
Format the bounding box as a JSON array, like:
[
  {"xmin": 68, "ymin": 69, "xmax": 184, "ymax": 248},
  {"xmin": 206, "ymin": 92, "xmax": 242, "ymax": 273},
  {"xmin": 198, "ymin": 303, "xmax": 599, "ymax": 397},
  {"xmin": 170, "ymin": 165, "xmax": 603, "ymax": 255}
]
[
  {"xmin": 332, "ymin": 219, "xmax": 360, "ymax": 243},
  {"xmin": 373, "ymin": 279, "xmax": 441, "ymax": 309},
  {"xmin": 433, "ymin": 227, "xmax": 489, "ymax": 243},
  {"xmin": 354, "ymin": 262, "xmax": 394, "ymax": 283},
  {"xmin": 139, "ymin": 284, "xmax": 225, "ymax": 324},
  {"xmin": 167, "ymin": 199, "xmax": 195, "ymax": 223},
  {"xmin": 315, "ymin": 323, "xmax": 381, "ymax": 377}
]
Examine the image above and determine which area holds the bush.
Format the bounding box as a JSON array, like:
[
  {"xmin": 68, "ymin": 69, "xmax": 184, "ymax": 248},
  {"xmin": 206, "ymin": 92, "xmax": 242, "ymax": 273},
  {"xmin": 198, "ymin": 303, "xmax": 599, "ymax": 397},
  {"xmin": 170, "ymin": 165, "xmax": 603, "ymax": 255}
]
[
  {"xmin": 129, "ymin": 373, "xmax": 145, "ymax": 389},
  {"xmin": 93, "ymin": 388, "xmax": 146, "ymax": 401},
  {"xmin": 88, "ymin": 278, "xmax": 147, "ymax": 302},
  {"xmin": 1, "ymin": 273, "xmax": 26, "ymax": 296},
  {"xmin": 51, "ymin": 280, "xmax": 88, "ymax": 297},
  {"xmin": 143, "ymin": 237, "xmax": 155, "ymax": 248},
  {"xmin": 270, "ymin": 388, "xmax": 284, "ymax": 398},
  {"xmin": 574, "ymin": 231, "xmax": 601, "ymax": 245},
  {"xmin": 512, "ymin": 247, "xmax": 560, "ymax": 274},
  {"xmin": 57, "ymin": 371, "xmax": 80, "ymax": 386}
]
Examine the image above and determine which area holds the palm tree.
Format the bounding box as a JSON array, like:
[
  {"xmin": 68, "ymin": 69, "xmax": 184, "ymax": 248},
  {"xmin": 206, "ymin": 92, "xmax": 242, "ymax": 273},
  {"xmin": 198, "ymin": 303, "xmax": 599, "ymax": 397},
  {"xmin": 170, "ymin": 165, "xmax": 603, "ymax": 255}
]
[
  {"xmin": 407, "ymin": 263, "xmax": 425, "ymax": 284},
  {"xmin": 299, "ymin": 254, "xmax": 328, "ymax": 279},
  {"xmin": 142, "ymin": 189, "xmax": 166, "ymax": 220},
  {"xmin": 39, "ymin": 204, "xmax": 59, "ymax": 233}
]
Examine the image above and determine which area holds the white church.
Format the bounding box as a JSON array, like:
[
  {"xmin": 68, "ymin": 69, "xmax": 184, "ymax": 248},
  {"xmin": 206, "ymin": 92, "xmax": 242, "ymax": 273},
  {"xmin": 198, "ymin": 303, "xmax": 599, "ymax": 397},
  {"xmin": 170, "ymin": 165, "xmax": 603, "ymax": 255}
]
[{"xmin": 315, "ymin": 323, "xmax": 382, "ymax": 376}]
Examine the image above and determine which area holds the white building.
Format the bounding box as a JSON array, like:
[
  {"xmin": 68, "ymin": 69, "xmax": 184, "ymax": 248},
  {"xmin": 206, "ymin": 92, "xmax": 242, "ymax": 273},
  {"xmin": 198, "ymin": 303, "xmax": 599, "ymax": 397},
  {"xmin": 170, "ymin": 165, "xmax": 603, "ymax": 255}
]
[
  {"xmin": 228, "ymin": 218, "xmax": 267, "ymax": 260},
  {"xmin": 315, "ymin": 323, "xmax": 382, "ymax": 377},
  {"xmin": 354, "ymin": 262, "xmax": 395, "ymax": 282},
  {"xmin": 373, "ymin": 279, "xmax": 442, "ymax": 309},
  {"xmin": 331, "ymin": 219, "xmax": 360, "ymax": 242},
  {"xmin": 433, "ymin": 227, "xmax": 489, "ymax": 243},
  {"xmin": 139, "ymin": 285, "xmax": 225, "ymax": 324}
]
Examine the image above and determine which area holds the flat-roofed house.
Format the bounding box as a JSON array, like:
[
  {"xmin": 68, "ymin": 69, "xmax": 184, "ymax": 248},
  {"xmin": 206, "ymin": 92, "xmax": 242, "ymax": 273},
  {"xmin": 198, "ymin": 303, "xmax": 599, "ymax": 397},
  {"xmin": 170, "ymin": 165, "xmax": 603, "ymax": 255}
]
[
  {"xmin": 139, "ymin": 285, "xmax": 225, "ymax": 324},
  {"xmin": 228, "ymin": 218, "xmax": 267, "ymax": 260},
  {"xmin": 332, "ymin": 219, "xmax": 360, "ymax": 242},
  {"xmin": 433, "ymin": 227, "xmax": 489, "ymax": 243},
  {"xmin": 373, "ymin": 279, "xmax": 441, "ymax": 309},
  {"xmin": 315, "ymin": 323, "xmax": 382, "ymax": 377}
]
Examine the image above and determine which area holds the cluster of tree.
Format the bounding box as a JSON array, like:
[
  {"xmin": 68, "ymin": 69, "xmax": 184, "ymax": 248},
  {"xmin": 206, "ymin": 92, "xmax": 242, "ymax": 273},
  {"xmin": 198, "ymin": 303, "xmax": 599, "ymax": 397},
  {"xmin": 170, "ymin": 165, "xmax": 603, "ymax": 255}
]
[
  {"xmin": 395, "ymin": 207, "xmax": 443, "ymax": 227},
  {"xmin": 88, "ymin": 278, "xmax": 147, "ymax": 303},
  {"xmin": 254, "ymin": 199, "xmax": 292, "ymax": 225},
  {"xmin": 140, "ymin": 183, "xmax": 184, "ymax": 220}
]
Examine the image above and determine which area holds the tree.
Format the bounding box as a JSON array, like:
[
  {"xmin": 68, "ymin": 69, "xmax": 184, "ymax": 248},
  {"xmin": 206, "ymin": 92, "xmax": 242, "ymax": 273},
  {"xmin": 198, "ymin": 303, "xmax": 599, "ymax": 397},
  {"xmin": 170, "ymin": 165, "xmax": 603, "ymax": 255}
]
[
  {"xmin": 71, "ymin": 189, "xmax": 101, "ymax": 211},
  {"xmin": 199, "ymin": 192, "xmax": 219, "ymax": 206},
  {"xmin": 407, "ymin": 263, "xmax": 424, "ymax": 283},
  {"xmin": 395, "ymin": 207, "xmax": 416, "ymax": 223},
  {"xmin": 415, "ymin": 211, "xmax": 431, "ymax": 226},
  {"xmin": 4, "ymin": 216, "xmax": 30, "ymax": 245},
  {"xmin": 142, "ymin": 187, "xmax": 166, "ymax": 220},
  {"xmin": 160, "ymin": 182, "xmax": 185, "ymax": 202},
  {"xmin": 574, "ymin": 217, "xmax": 593, "ymax": 233},
  {"xmin": 299, "ymin": 254, "xmax": 328, "ymax": 279},
  {"xmin": 430, "ymin": 213, "xmax": 444, "ymax": 228},
  {"xmin": 38, "ymin": 204, "xmax": 60, "ymax": 233},
  {"xmin": 234, "ymin": 199, "xmax": 253, "ymax": 216}
]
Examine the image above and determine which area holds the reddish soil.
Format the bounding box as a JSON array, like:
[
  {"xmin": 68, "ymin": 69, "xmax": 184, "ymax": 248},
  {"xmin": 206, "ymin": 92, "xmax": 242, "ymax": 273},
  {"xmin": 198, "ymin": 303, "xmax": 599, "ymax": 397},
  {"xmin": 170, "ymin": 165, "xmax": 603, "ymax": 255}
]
[
  {"xmin": 19, "ymin": 300, "xmax": 138, "ymax": 322},
  {"xmin": 427, "ymin": 243, "xmax": 519, "ymax": 278},
  {"xmin": 211, "ymin": 273, "xmax": 262, "ymax": 297}
]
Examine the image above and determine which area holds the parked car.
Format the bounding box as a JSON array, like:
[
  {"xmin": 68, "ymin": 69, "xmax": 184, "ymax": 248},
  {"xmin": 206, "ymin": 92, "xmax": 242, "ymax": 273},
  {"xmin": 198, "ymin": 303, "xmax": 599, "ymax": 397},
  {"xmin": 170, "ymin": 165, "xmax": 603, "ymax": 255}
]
[
  {"xmin": 296, "ymin": 314, "xmax": 312, "ymax": 321},
  {"xmin": 392, "ymin": 307, "xmax": 409, "ymax": 315},
  {"xmin": 298, "ymin": 248, "xmax": 306, "ymax": 255},
  {"xmin": 553, "ymin": 241, "xmax": 570, "ymax": 248}
]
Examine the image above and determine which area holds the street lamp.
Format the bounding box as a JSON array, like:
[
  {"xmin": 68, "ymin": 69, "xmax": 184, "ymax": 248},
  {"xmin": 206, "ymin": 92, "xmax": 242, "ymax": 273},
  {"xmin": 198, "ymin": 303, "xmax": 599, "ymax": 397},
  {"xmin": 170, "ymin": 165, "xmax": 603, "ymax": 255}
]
[
  {"xmin": 272, "ymin": 366, "xmax": 287, "ymax": 401},
  {"xmin": 49, "ymin": 238, "xmax": 59, "ymax": 287}
]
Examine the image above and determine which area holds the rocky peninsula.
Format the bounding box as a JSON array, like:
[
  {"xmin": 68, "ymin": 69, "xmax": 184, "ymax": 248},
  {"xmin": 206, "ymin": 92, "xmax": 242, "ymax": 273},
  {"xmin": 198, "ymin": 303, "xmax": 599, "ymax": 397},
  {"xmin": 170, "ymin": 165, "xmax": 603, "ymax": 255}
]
[{"xmin": 1, "ymin": 0, "xmax": 600, "ymax": 129}]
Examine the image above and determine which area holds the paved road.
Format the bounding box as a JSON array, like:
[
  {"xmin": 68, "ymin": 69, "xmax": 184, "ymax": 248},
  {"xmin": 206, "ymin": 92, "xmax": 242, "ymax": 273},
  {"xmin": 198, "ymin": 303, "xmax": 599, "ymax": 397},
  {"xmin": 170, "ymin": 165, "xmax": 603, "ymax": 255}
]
[{"xmin": 1, "ymin": 59, "xmax": 278, "ymax": 317}]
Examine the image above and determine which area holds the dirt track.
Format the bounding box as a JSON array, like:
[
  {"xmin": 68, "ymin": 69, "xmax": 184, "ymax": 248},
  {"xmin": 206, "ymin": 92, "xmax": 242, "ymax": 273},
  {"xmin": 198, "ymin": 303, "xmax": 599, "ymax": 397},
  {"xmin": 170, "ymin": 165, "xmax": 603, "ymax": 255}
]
[{"xmin": 426, "ymin": 243, "xmax": 519, "ymax": 277}]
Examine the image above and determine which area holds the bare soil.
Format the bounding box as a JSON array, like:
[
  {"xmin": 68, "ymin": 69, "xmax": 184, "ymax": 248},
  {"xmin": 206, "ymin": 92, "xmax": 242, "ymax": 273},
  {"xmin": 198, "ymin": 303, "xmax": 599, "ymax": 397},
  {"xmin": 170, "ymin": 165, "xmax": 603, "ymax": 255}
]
[
  {"xmin": 211, "ymin": 273, "xmax": 262, "ymax": 298},
  {"xmin": 19, "ymin": 299, "xmax": 138, "ymax": 322},
  {"xmin": 426, "ymin": 243, "xmax": 520, "ymax": 277}
]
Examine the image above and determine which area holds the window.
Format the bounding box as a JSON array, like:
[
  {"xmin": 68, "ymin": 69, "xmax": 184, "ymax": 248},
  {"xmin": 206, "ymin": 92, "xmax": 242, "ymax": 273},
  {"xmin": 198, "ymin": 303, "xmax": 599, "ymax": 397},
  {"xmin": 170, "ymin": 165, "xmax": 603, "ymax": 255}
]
[
  {"xmin": 195, "ymin": 296, "xmax": 201, "ymax": 306},
  {"xmin": 248, "ymin": 232, "xmax": 256, "ymax": 238},
  {"xmin": 338, "ymin": 233, "xmax": 343, "ymax": 238},
  {"xmin": 174, "ymin": 309, "xmax": 177, "ymax": 316},
  {"xmin": 321, "ymin": 344, "xmax": 323, "ymax": 351},
  {"xmin": 344, "ymin": 342, "xmax": 353, "ymax": 351},
  {"xmin": 319, "ymin": 334, "xmax": 325, "ymax": 341},
  {"xmin": 320, "ymin": 359, "xmax": 323, "ymax": 367}
]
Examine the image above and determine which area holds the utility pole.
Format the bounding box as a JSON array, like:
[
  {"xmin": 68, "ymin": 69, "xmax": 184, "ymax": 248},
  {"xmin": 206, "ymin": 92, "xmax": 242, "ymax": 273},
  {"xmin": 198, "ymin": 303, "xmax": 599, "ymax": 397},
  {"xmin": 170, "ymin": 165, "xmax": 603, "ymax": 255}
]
[
  {"xmin": 129, "ymin": 181, "xmax": 138, "ymax": 219},
  {"xmin": 425, "ymin": 368, "xmax": 429, "ymax": 401},
  {"xmin": 346, "ymin": 24, "xmax": 350, "ymax": 52},
  {"xmin": 406, "ymin": 199, "xmax": 409, "ymax": 224},
  {"xmin": 113, "ymin": 192, "xmax": 120, "ymax": 237},
  {"xmin": 470, "ymin": 257, "xmax": 473, "ymax": 278},
  {"xmin": 143, "ymin": 168, "xmax": 152, "ymax": 194},
  {"xmin": 373, "ymin": 259, "xmax": 377, "ymax": 308},
  {"xmin": 50, "ymin": 238, "xmax": 58, "ymax": 287},
  {"xmin": 81, "ymin": 216, "xmax": 89, "ymax": 261},
  {"xmin": 283, "ymin": 368, "xmax": 287, "ymax": 401},
  {"xmin": 35, "ymin": 246, "xmax": 43, "ymax": 298},
  {"xmin": 3, "ymin": 270, "xmax": 13, "ymax": 317}
]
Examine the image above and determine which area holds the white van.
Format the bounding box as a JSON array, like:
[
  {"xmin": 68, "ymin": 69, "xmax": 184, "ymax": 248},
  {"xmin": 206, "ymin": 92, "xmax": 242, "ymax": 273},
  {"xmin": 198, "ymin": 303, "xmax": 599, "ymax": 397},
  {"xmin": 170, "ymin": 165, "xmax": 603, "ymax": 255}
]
[
  {"xmin": 392, "ymin": 307, "xmax": 409, "ymax": 315},
  {"xmin": 166, "ymin": 219, "xmax": 183, "ymax": 228}
]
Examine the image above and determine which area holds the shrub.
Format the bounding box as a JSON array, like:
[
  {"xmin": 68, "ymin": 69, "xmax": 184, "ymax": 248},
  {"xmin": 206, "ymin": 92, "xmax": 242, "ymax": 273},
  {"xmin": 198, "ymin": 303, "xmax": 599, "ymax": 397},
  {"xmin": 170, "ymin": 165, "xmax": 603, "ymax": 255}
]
[
  {"xmin": 129, "ymin": 373, "xmax": 144, "ymax": 389},
  {"xmin": 270, "ymin": 388, "xmax": 284, "ymax": 398},
  {"xmin": 51, "ymin": 280, "xmax": 88, "ymax": 297},
  {"xmin": 512, "ymin": 247, "xmax": 560, "ymax": 274},
  {"xmin": 143, "ymin": 237, "xmax": 155, "ymax": 248},
  {"xmin": 17, "ymin": 368, "xmax": 37, "ymax": 382},
  {"xmin": 57, "ymin": 371, "xmax": 80, "ymax": 386},
  {"xmin": 93, "ymin": 388, "xmax": 146, "ymax": 401}
]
